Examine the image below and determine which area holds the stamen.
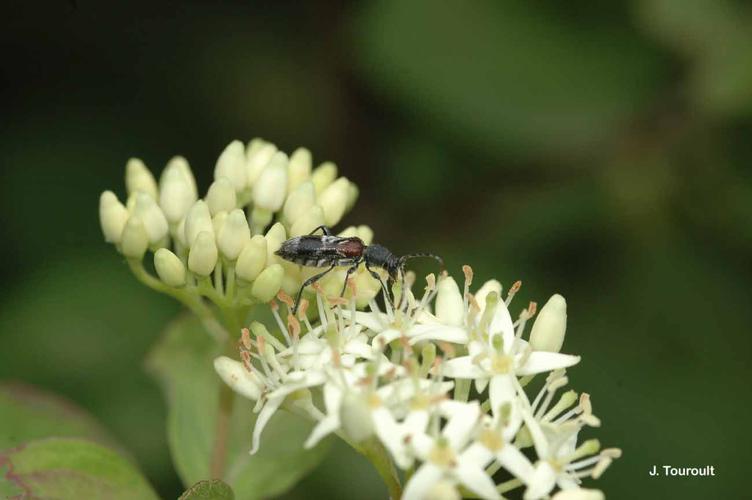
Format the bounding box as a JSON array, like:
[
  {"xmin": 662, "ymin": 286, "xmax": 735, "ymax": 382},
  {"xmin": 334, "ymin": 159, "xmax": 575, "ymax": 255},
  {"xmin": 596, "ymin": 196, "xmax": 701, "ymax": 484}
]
[
  {"xmin": 297, "ymin": 299, "xmax": 313, "ymax": 332},
  {"xmin": 277, "ymin": 290, "xmax": 295, "ymax": 311},
  {"xmin": 271, "ymin": 302, "xmax": 292, "ymax": 345},
  {"xmin": 541, "ymin": 389, "xmax": 578, "ymax": 422},
  {"xmin": 505, "ymin": 280, "xmax": 522, "ymax": 306},
  {"xmin": 313, "ymin": 283, "xmax": 328, "ymax": 330},
  {"xmin": 241, "ymin": 328, "xmax": 253, "ymax": 351},
  {"xmin": 462, "ymin": 265, "xmax": 473, "ymax": 322}
]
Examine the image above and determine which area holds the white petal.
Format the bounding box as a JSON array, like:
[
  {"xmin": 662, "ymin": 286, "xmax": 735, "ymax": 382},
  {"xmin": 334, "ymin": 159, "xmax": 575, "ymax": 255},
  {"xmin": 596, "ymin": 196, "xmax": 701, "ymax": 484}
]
[
  {"xmin": 490, "ymin": 299, "xmax": 515, "ymax": 353},
  {"xmin": 266, "ymin": 370, "xmax": 326, "ymax": 400},
  {"xmin": 459, "ymin": 442, "xmax": 494, "ymax": 468},
  {"xmin": 304, "ymin": 415, "xmax": 339, "ymax": 448},
  {"xmin": 517, "ymin": 352, "xmax": 580, "ymax": 376},
  {"xmin": 343, "ymin": 338, "xmax": 375, "ymax": 359},
  {"xmin": 442, "ymin": 402, "xmax": 480, "ymax": 450},
  {"xmin": 409, "ymin": 433, "xmax": 435, "ymax": 462},
  {"xmin": 372, "ymin": 328, "xmax": 402, "ymax": 346},
  {"xmin": 552, "ymin": 488, "xmax": 604, "ymax": 500},
  {"xmin": 475, "ymin": 377, "xmax": 489, "ymax": 394},
  {"xmin": 497, "ymin": 444, "xmax": 535, "ymax": 483},
  {"xmin": 489, "ymin": 375, "xmax": 516, "ymax": 417},
  {"xmin": 443, "ymin": 356, "xmax": 488, "ymax": 379},
  {"xmin": 454, "ymin": 462, "xmax": 500, "ymax": 500},
  {"xmin": 403, "ymin": 464, "xmax": 444, "ymax": 500},
  {"xmin": 523, "ymin": 462, "xmax": 557, "ymax": 500},
  {"xmin": 522, "ymin": 409, "xmax": 550, "ymax": 459},
  {"xmin": 250, "ymin": 395, "xmax": 284, "ymax": 454},
  {"xmin": 408, "ymin": 324, "xmax": 469, "ymax": 344}
]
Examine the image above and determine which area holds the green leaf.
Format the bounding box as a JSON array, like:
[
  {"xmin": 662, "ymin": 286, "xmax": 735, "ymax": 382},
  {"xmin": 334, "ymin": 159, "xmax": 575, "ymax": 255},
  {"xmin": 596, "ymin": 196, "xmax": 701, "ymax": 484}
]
[
  {"xmin": 146, "ymin": 314, "xmax": 331, "ymax": 499},
  {"xmin": 355, "ymin": 0, "xmax": 664, "ymax": 159},
  {"xmin": 179, "ymin": 479, "xmax": 234, "ymax": 500},
  {"xmin": 0, "ymin": 437, "xmax": 158, "ymax": 500},
  {"xmin": 0, "ymin": 381, "xmax": 120, "ymax": 451}
]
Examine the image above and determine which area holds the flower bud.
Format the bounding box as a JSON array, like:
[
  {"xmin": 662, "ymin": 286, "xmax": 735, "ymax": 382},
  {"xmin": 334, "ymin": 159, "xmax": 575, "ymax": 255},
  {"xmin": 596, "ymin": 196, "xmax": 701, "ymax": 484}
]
[
  {"xmin": 205, "ymin": 177, "xmax": 237, "ymax": 215},
  {"xmin": 249, "ymin": 207, "xmax": 273, "ymax": 235},
  {"xmin": 529, "ymin": 294, "xmax": 567, "ymax": 353},
  {"xmin": 436, "ymin": 276, "xmax": 464, "ymax": 326},
  {"xmin": 282, "ymin": 181, "xmax": 316, "ymax": 226},
  {"xmin": 125, "ymin": 158, "xmax": 158, "ymax": 200},
  {"xmin": 318, "ymin": 177, "xmax": 350, "ymax": 227},
  {"xmin": 174, "ymin": 217, "xmax": 187, "ymax": 249},
  {"xmin": 218, "ymin": 209, "xmax": 251, "ymax": 261},
  {"xmin": 213, "ymin": 211, "xmax": 228, "ymax": 238},
  {"xmin": 132, "ymin": 193, "xmax": 169, "ymax": 246},
  {"xmin": 339, "ymin": 393, "xmax": 374, "ymax": 443},
  {"xmin": 188, "ymin": 231, "xmax": 218, "ymax": 276},
  {"xmin": 311, "ymin": 161, "xmax": 337, "ymax": 194},
  {"xmin": 159, "ymin": 158, "xmax": 198, "ymax": 223},
  {"xmin": 357, "ymin": 225, "xmax": 374, "ymax": 245},
  {"xmin": 251, "ymin": 264, "xmax": 283, "ymax": 302},
  {"xmin": 214, "ymin": 140, "xmax": 247, "ymax": 193},
  {"xmin": 120, "ymin": 215, "xmax": 149, "ymax": 259},
  {"xmin": 290, "ymin": 205, "xmax": 325, "ymax": 237},
  {"xmin": 214, "ymin": 356, "xmax": 261, "ymax": 401},
  {"xmin": 184, "ymin": 200, "xmax": 213, "ymax": 247},
  {"xmin": 346, "ymin": 183, "xmax": 359, "ymax": 211},
  {"xmin": 252, "ymin": 152, "xmax": 288, "ymax": 211},
  {"xmin": 99, "ymin": 191, "xmax": 129, "ymax": 243},
  {"xmin": 288, "ymin": 147, "xmax": 312, "ymax": 190},
  {"xmin": 166, "ymin": 156, "xmax": 198, "ymax": 199},
  {"xmin": 475, "ymin": 279, "xmax": 502, "ymax": 313},
  {"xmin": 236, "ymin": 235, "xmax": 267, "ymax": 282},
  {"xmin": 154, "ymin": 248, "xmax": 186, "ymax": 287},
  {"xmin": 264, "ymin": 222, "xmax": 287, "ymax": 263},
  {"xmin": 245, "ymin": 141, "xmax": 277, "ymax": 187}
]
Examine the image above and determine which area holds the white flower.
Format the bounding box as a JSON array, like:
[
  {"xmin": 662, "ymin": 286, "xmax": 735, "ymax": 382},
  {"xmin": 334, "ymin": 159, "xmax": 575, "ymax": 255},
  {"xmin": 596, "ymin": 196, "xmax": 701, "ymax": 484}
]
[{"xmin": 403, "ymin": 401, "xmax": 500, "ymax": 500}]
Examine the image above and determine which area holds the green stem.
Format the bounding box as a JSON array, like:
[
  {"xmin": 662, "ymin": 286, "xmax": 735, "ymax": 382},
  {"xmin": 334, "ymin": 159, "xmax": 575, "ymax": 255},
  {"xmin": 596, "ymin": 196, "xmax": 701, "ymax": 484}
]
[
  {"xmin": 358, "ymin": 437, "xmax": 402, "ymax": 500},
  {"xmin": 127, "ymin": 259, "xmax": 227, "ymax": 341},
  {"xmin": 454, "ymin": 378, "xmax": 471, "ymax": 402}
]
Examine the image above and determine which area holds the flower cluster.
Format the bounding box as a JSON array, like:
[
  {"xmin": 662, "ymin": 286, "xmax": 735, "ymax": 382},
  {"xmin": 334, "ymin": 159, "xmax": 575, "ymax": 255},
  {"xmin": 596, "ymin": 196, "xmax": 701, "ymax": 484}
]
[
  {"xmin": 98, "ymin": 140, "xmax": 378, "ymax": 329},
  {"xmin": 215, "ymin": 268, "xmax": 620, "ymax": 500}
]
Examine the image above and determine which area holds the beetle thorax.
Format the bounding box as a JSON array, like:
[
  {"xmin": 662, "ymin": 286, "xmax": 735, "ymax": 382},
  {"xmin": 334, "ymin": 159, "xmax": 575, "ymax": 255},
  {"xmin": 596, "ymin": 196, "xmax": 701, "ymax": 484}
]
[{"xmin": 363, "ymin": 244, "xmax": 400, "ymax": 276}]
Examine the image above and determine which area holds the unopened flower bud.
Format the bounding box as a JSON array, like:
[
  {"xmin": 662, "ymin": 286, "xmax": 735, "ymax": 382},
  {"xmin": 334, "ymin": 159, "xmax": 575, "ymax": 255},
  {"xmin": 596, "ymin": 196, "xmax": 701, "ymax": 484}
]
[
  {"xmin": 159, "ymin": 158, "xmax": 198, "ymax": 223},
  {"xmin": 290, "ymin": 205, "xmax": 325, "ymax": 237},
  {"xmin": 346, "ymin": 183, "xmax": 359, "ymax": 211},
  {"xmin": 184, "ymin": 200, "xmax": 213, "ymax": 247},
  {"xmin": 251, "ymin": 264, "xmax": 283, "ymax": 302},
  {"xmin": 357, "ymin": 225, "xmax": 374, "ymax": 245},
  {"xmin": 214, "ymin": 356, "xmax": 261, "ymax": 401},
  {"xmin": 132, "ymin": 193, "xmax": 169, "ymax": 246},
  {"xmin": 236, "ymin": 235, "xmax": 267, "ymax": 282},
  {"xmin": 125, "ymin": 158, "xmax": 158, "ymax": 200},
  {"xmin": 154, "ymin": 248, "xmax": 186, "ymax": 287},
  {"xmin": 188, "ymin": 231, "xmax": 218, "ymax": 276},
  {"xmin": 249, "ymin": 207, "xmax": 273, "ymax": 235},
  {"xmin": 318, "ymin": 177, "xmax": 350, "ymax": 227},
  {"xmin": 288, "ymin": 147, "xmax": 312, "ymax": 190},
  {"xmin": 339, "ymin": 393, "xmax": 374, "ymax": 443},
  {"xmin": 214, "ymin": 140, "xmax": 247, "ymax": 193},
  {"xmin": 552, "ymin": 488, "xmax": 605, "ymax": 500},
  {"xmin": 529, "ymin": 294, "xmax": 567, "ymax": 353},
  {"xmin": 245, "ymin": 141, "xmax": 277, "ymax": 187},
  {"xmin": 475, "ymin": 279, "xmax": 502, "ymax": 313},
  {"xmin": 253, "ymin": 152, "xmax": 288, "ymax": 211},
  {"xmin": 99, "ymin": 191, "xmax": 128, "ymax": 243},
  {"xmin": 436, "ymin": 276, "xmax": 464, "ymax": 326},
  {"xmin": 218, "ymin": 209, "xmax": 251, "ymax": 260},
  {"xmin": 264, "ymin": 222, "xmax": 287, "ymax": 263},
  {"xmin": 120, "ymin": 215, "xmax": 149, "ymax": 259},
  {"xmin": 282, "ymin": 181, "xmax": 316, "ymax": 226},
  {"xmin": 174, "ymin": 217, "xmax": 187, "ymax": 249},
  {"xmin": 311, "ymin": 162, "xmax": 337, "ymax": 194},
  {"xmin": 212, "ymin": 211, "xmax": 228, "ymax": 238},
  {"xmin": 205, "ymin": 177, "xmax": 237, "ymax": 215}
]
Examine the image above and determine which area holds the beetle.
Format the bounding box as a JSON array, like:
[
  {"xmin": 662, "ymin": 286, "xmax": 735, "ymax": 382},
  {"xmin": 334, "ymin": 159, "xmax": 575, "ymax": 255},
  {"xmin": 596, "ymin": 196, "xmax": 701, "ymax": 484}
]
[{"xmin": 275, "ymin": 225, "xmax": 444, "ymax": 313}]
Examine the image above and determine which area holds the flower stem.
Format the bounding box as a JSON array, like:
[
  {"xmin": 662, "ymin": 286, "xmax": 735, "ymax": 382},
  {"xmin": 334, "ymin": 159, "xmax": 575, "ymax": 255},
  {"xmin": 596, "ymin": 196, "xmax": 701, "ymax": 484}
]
[{"xmin": 358, "ymin": 437, "xmax": 402, "ymax": 500}]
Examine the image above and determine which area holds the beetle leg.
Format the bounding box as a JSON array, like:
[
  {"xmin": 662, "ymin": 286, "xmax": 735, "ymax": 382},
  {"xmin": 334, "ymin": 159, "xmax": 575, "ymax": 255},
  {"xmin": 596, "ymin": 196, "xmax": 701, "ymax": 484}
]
[
  {"xmin": 366, "ymin": 262, "xmax": 392, "ymax": 306},
  {"xmin": 294, "ymin": 263, "xmax": 337, "ymax": 314},
  {"xmin": 340, "ymin": 260, "xmax": 361, "ymax": 297},
  {"xmin": 308, "ymin": 225, "xmax": 332, "ymax": 236}
]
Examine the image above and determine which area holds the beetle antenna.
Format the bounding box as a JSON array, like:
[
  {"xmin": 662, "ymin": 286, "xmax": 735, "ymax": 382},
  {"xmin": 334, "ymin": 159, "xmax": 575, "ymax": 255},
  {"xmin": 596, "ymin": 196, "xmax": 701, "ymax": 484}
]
[{"xmin": 399, "ymin": 253, "xmax": 445, "ymax": 274}]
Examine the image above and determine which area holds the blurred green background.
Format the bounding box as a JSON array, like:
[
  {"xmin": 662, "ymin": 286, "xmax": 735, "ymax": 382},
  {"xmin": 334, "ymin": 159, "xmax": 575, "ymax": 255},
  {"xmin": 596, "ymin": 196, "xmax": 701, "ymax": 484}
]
[{"xmin": 2, "ymin": 1, "xmax": 751, "ymax": 499}]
